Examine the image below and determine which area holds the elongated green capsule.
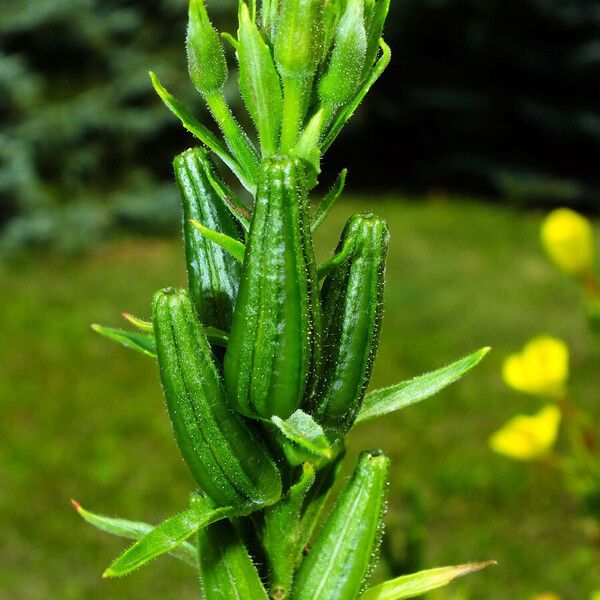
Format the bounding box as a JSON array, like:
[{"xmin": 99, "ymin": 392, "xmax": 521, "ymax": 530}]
[
  {"xmin": 174, "ymin": 148, "xmax": 242, "ymax": 331},
  {"xmin": 291, "ymin": 451, "xmax": 389, "ymax": 600},
  {"xmin": 187, "ymin": 0, "xmax": 228, "ymax": 95},
  {"xmin": 198, "ymin": 519, "xmax": 268, "ymax": 600},
  {"xmin": 310, "ymin": 213, "xmax": 389, "ymax": 436},
  {"xmin": 224, "ymin": 156, "xmax": 321, "ymax": 420},
  {"xmin": 153, "ymin": 288, "xmax": 282, "ymax": 509}
]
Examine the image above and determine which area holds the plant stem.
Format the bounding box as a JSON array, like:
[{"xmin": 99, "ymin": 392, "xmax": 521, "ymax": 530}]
[
  {"xmin": 280, "ymin": 76, "xmax": 311, "ymax": 152},
  {"xmin": 204, "ymin": 90, "xmax": 260, "ymax": 185}
]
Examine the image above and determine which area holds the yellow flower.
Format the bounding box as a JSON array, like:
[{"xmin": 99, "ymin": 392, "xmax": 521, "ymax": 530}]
[
  {"xmin": 489, "ymin": 404, "xmax": 561, "ymax": 461},
  {"xmin": 502, "ymin": 336, "xmax": 568, "ymax": 397},
  {"xmin": 541, "ymin": 208, "xmax": 595, "ymax": 276},
  {"xmin": 533, "ymin": 594, "xmax": 561, "ymax": 600}
]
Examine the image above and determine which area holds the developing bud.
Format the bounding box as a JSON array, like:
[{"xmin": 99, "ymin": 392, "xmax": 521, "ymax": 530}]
[
  {"xmin": 274, "ymin": 0, "xmax": 323, "ymax": 78},
  {"xmin": 318, "ymin": 0, "xmax": 367, "ymax": 107},
  {"xmin": 541, "ymin": 208, "xmax": 595, "ymax": 276},
  {"xmin": 187, "ymin": 0, "xmax": 228, "ymax": 95}
]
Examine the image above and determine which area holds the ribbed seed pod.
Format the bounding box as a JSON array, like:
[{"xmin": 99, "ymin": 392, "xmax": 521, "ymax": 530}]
[
  {"xmin": 291, "ymin": 451, "xmax": 389, "ymax": 600},
  {"xmin": 310, "ymin": 213, "xmax": 389, "ymax": 436},
  {"xmin": 224, "ymin": 156, "xmax": 321, "ymax": 420},
  {"xmin": 153, "ymin": 288, "xmax": 282, "ymax": 509},
  {"xmin": 174, "ymin": 147, "xmax": 242, "ymax": 331},
  {"xmin": 198, "ymin": 519, "xmax": 268, "ymax": 600}
]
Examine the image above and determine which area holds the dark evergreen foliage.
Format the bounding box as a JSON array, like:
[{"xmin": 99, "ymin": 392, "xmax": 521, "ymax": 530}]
[
  {"xmin": 330, "ymin": 0, "xmax": 600, "ymax": 207},
  {"xmin": 2, "ymin": 0, "xmax": 599, "ymax": 252}
]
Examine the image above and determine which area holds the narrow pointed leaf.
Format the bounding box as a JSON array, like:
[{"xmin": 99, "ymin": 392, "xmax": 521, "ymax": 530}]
[
  {"xmin": 237, "ymin": 2, "xmax": 283, "ymax": 156},
  {"xmin": 321, "ymin": 39, "xmax": 391, "ymax": 153},
  {"xmin": 72, "ymin": 501, "xmax": 197, "ymax": 568},
  {"xmin": 356, "ymin": 347, "xmax": 491, "ymax": 425},
  {"xmin": 91, "ymin": 324, "xmax": 156, "ymax": 358},
  {"xmin": 311, "ymin": 169, "xmax": 347, "ymax": 232},
  {"xmin": 201, "ymin": 155, "xmax": 251, "ymax": 232},
  {"xmin": 189, "ymin": 219, "xmax": 246, "ymax": 263},
  {"xmin": 103, "ymin": 498, "xmax": 236, "ymax": 578},
  {"xmin": 271, "ymin": 410, "xmax": 332, "ymax": 464},
  {"xmin": 360, "ymin": 561, "xmax": 496, "ymax": 600},
  {"xmin": 204, "ymin": 326, "xmax": 230, "ymax": 347},
  {"xmin": 317, "ymin": 233, "xmax": 355, "ymax": 279},
  {"xmin": 292, "ymin": 108, "xmax": 325, "ymax": 174},
  {"xmin": 122, "ymin": 313, "xmax": 153, "ymax": 332},
  {"xmin": 149, "ymin": 72, "xmax": 254, "ymax": 192}
]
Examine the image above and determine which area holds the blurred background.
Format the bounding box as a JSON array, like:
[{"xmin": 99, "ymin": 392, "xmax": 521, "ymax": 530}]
[{"xmin": 1, "ymin": 0, "xmax": 600, "ymax": 598}]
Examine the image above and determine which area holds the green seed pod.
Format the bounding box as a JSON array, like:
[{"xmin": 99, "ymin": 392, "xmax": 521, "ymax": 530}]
[
  {"xmin": 274, "ymin": 0, "xmax": 323, "ymax": 78},
  {"xmin": 310, "ymin": 213, "xmax": 389, "ymax": 436},
  {"xmin": 153, "ymin": 288, "xmax": 282, "ymax": 509},
  {"xmin": 187, "ymin": 0, "xmax": 228, "ymax": 95},
  {"xmin": 224, "ymin": 156, "xmax": 321, "ymax": 420},
  {"xmin": 198, "ymin": 519, "xmax": 269, "ymax": 600},
  {"xmin": 291, "ymin": 450, "xmax": 389, "ymax": 600},
  {"xmin": 174, "ymin": 147, "xmax": 242, "ymax": 331},
  {"xmin": 318, "ymin": 0, "xmax": 367, "ymax": 108}
]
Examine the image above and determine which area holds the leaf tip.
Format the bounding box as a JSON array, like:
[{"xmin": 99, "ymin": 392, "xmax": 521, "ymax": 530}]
[
  {"xmin": 71, "ymin": 499, "xmax": 82, "ymax": 512},
  {"xmin": 90, "ymin": 323, "xmax": 101, "ymax": 333},
  {"xmin": 101, "ymin": 569, "xmax": 114, "ymax": 579}
]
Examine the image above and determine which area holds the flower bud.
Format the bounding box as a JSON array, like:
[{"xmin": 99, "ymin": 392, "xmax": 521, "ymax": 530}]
[
  {"xmin": 186, "ymin": 0, "xmax": 228, "ymax": 95},
  {"xmin": 274, "ymin": 0, "xmax": 323, "ymax": 78},
  {"xmin": 318, "ymin": 0, "xmax": 367, "ymax": 107},
  {"xmin": 541, "ymin": 208, "xmax": 595, "ymax": 276}
]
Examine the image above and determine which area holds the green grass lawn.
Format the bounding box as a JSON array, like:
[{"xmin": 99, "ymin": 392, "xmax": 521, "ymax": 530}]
[{"xmin": 1, "ymin": 197, "xmax": 599, "ymax": 599}]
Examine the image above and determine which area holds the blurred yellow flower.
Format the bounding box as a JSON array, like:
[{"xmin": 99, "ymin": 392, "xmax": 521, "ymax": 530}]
[
  {"xmin": 489, "ymin": 404, "xmax": 561, "ymax": 461},
  {"xmin": 533, "ymin": 594, "xmax": 561, "ymax": 600},
  {"xmin": 541, "ymin": 208, "xmax": 595, "ymax": 276},
  {"xmin": 502, "ymin": 336, "xmax": 568, "ymax": 397}
]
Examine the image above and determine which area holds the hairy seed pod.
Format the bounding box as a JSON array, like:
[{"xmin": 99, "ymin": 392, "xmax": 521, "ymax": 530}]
[
  {"xmin": 198, "ymin": 519, "xmax": 268, "ymax": 600},
  {"xmin": 174, "ymin": 148, "xmax": 242, "ymax": 331},
  {"xmin": 153, "ymin": 288, "xmax": 282, "ymax": 509},
  {"xmin": 291, "ymin": 450, "xmax": 389, "ymax": 600},
  {"xmin": 224, "ymin": 156, "xmax": 321, "ymax": 420},
  {"xmin": 310, "ymin": 213, "xmax": 389, "ymax": 436}
]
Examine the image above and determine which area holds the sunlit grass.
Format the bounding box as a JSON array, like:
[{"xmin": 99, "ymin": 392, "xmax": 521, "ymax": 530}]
[{"xmin": 1, "ymin": 197, "xmax": 599, "ymax": 598}]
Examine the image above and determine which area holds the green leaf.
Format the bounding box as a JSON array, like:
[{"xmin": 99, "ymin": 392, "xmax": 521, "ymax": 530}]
[
  {"xmin": 121, "ymin": 312, "xmax": 153, "ymax": 332},
  {"xmin": 103, "ymin": 497, "xmax": 236, "ymax": 578},
  {"xmin": 360, "ymin": 561, "xmax": 496, "ymax": 600},
  {"xmin": 292, "ymin": 108, "xmax": 325, "ymax": 174},
  {"xmin": 355, "ymin": 347, "xmax": 491, "ymax": 425},
  {"xmin": 149, "ymin": 72, "xmax": 254, "ymax": 193},
  {"xmin": 72, "ymin": 501, "xmax": 197, "ymax": 569},
  {"xmin": 311, "ymin": 169, "xmax": 347, "ymax": 232},
  {"xmin": 321, "ymin": 39, "xmax": 391, "ymax": 153},
  {"xmin": 197, "ymin": 147, "xmax": 252, "ymax": 233},
  {"xmin": 237, "ymin": 2, "xmax": 283, "ymax": 157},
  {"xmin": 91, "ymin": 324, "xmax": 156, "ymax": 358},
  {"xmin": 317, "ymin": 231, "xmax": 355, "ymax": 279},
  {"xmin": 271, "ymin": 410, "xmax": 333, "ymax": 465},
  {"xmin": 204, "ymin": 326, "xmax": 230, "ymax": 347},
  {"xmin": 189, "ymin": 219, "xmax": 246, "ymax": 263}
]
